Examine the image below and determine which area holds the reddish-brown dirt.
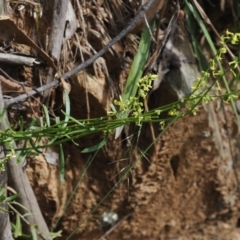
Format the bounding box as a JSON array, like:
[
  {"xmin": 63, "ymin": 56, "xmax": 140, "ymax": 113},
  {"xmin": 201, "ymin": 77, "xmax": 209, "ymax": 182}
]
[
  {"xmin": 2, "ymin": 1, "xmax": 240, "ymax": 239},
  {"xmin": 26, "ymin": 97, "xmax": 240, "ymax": 240}
]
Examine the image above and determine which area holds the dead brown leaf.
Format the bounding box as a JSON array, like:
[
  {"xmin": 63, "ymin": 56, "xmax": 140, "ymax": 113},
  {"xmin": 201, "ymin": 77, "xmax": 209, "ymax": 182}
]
[
  {"xmin": 61, "ymin": 78, "xmax": 71, "ymax": 105},
  {"xmin": 61, "ymin": 78, "xmax": 71, "ymax": 94},
  {"xmin": 0, "ymin": 75, "xmax": 32, "ymax": 93},
  {"xmin": 131, "ymin": 0, "xmax": 164, "ymax": 33},
  {"xmin": 0, "ymin": 16, "xmax": 56, "ymax": 70}
]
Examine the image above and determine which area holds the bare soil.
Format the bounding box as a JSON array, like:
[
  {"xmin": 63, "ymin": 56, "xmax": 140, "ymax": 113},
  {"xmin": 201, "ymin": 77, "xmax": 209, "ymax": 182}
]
[
  {"xmin": 26, "ymin": 98, "xmax": 240, "ymax": 240},
  {"xmin": 2, "ymin": 1, "xmax": 240, "ymax": 239}
]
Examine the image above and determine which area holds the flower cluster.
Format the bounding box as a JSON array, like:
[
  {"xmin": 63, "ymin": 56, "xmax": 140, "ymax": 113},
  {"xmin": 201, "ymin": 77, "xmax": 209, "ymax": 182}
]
[
  {"xmin": 181, "ymin": 30, "xmax": 240, "ymax": 116},
  {"xmin": 110, "ymin": 74, "xmax": 158, "ymax": 126},
  {"xmin": 0, "ymin": 139, "xmax": 16, "ymax": 171},
  {"xmin": 111, "ymin": 31, "xmax": 240, "ymax": 128},
  {"xmin": 138, "ymin": 74, "xmax": 158, "ymax": 98}
]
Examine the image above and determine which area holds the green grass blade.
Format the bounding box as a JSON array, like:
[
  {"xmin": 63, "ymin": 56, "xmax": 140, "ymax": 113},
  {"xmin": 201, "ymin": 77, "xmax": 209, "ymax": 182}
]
[
  {"xmin": 185, "ymin": 0, "xmax": 240, "ymax": 125},
  {"xmin": 43, "ymin": 105, "xmax": 50, "ymax": 127},
  {"xmin": 81, "ymin": 135, "xmax": 108, "ymax": 153},
  {"xmin": 62, "ymin": 90, "xmax": 70, "ymax": 128},
  {"xmin": 14, "ymin": 214, "xmax": 22, "ymax": 238},
  {"xmin": 122, "ymin": 18, "xmax": 155, "ymax": 101},
  {"xmin": 185, "ymin": 5, "xmax": 208, "ymax": 71},
  {"xmin": 115, "ymin": 18, "xmax": 155, "ymax": 139},
  {"xmin": 59, "ymin": 143, "xmax": 65, "ymax": 182},
  {"xmin": 30, "ymin": 225, "xmax": 38, "ymax": 240}
]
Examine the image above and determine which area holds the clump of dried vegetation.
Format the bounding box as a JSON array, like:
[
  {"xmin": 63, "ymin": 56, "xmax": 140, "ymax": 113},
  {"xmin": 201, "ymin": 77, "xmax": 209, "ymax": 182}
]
[{"xmin": 1, "ymin": 0, "xmax": 240, "ymax": 239}]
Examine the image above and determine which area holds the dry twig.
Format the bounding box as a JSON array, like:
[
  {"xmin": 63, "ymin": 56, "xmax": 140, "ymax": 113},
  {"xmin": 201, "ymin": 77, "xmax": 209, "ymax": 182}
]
[{"xmin": 4, "ymin": 0, "xmax": 156, "ymax": 107}]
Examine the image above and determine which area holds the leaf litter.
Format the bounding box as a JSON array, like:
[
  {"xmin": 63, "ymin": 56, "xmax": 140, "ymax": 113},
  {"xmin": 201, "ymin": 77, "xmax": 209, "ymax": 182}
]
[{"xmin": 1, "ymin": 0, "xmax": 240, "ymax": 239}]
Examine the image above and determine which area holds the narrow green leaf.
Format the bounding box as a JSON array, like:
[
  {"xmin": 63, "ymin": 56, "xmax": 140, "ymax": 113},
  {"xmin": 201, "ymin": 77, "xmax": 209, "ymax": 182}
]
[
  {"xmin": 26, "ymin": 118, "xmax": 37, "ymax": 131},
  {"xmin": 184, "ymin": 1, "xmax": 217, "ymax": 55},
  {"xmin": 115, "ymin": 18, "xmax": 155, "ymax": 139},
  {"xmin": 43, "ymin": 105, "xmax": 50, "ymax": 127},
  {"xmin": 185, "ymin": 0, "xmax": 240, "ymax": 124},
  {"xmin": 29, "ymin": 138, "xmax": 42, "ymax": 154},
  {"xmin": 49, "ymin": 230, "xmax": 62, "ymax": 239},
  {"xmin": 14, "ymin": 214, "xmax": 22, "ymax": 238},
  {"xmin": 59, "ymin": 144, "xmax": 65, "ymax": 182},
  {"xmin": 122, "ymin": 18, "xmax": 156, "ymax": 101},
  {"xmin": 64, "ymin": 91, "xmax": 70, "ymax": 120},
  {"xmin": 5, "ymin": 193, "xmax": 19, "ymax": 202},
  {"xmin": 110, "ymin": 103, "xmax": 117, "ymax": 113},
  {"xmin": 0, "ymin": 188, "xmax": 5, "ymax": 196},
  {"xmin": 0, "ymin": 107, "xmax": 6, "ymax": 121},
  {"xmin": 30, "ymin": 225, "xmax": 38, "ymax": 240},
  {"xmin": 17, "ymin": 140, "xmax": 28, "ymax": 164},
  {"xmin": 39, "ymin": 116, "xmax": 44, "ymax": 127},
  {"xmin": 185, "ymin": 5, "xmax": 208, "ymax": 71},
  {"xmin": 11, "ymin": 201, "xmax": 30, "ymax": 212},
  {"xmin": 19, "ymin": 116, "xmax": 24, "ymax": 132},
  {"xmin": 0, "ymin": 206, "xmax": 8, "ymax": 212},
  {"xmin": 81, "ymin": 136, "xmax": 107, "ymax": 153},
  {"xmin": 61, "ymin": 90, "xmax": 71, "ymax": 128},
  {"xmin": 55, "ymin": 116, "xmax": 60, "ymax": 124}
]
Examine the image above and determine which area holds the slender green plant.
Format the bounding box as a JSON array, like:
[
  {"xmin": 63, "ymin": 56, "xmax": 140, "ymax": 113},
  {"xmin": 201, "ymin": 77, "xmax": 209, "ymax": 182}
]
[
  {"xmin": 0, "ymin": 186, "xmax": 18, "ymax": 212},
  {"xmin": 1, "ymin": 2, "xmax": 240, "ymax": 240},
  {"xmin": 63, "ymin": 30, "xmax": 240, "ymax": 238},
  {"xmin": 9, "ymin": 200, "xmax": 62, "ymax": 239},
  {"xmin": 0, "ymin": 29, "xmax": 239, "ymax": 239},
  {"xmin": 114, "ymin": 18, "xmax": 156, "ymax": 138},
  {"xmin": 185, "ymin": 0, "xmax": 240, "ymax": 125},
  {"xmin": 1, "ymin": 30, "xmax": 240, "ymax": 170}
]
